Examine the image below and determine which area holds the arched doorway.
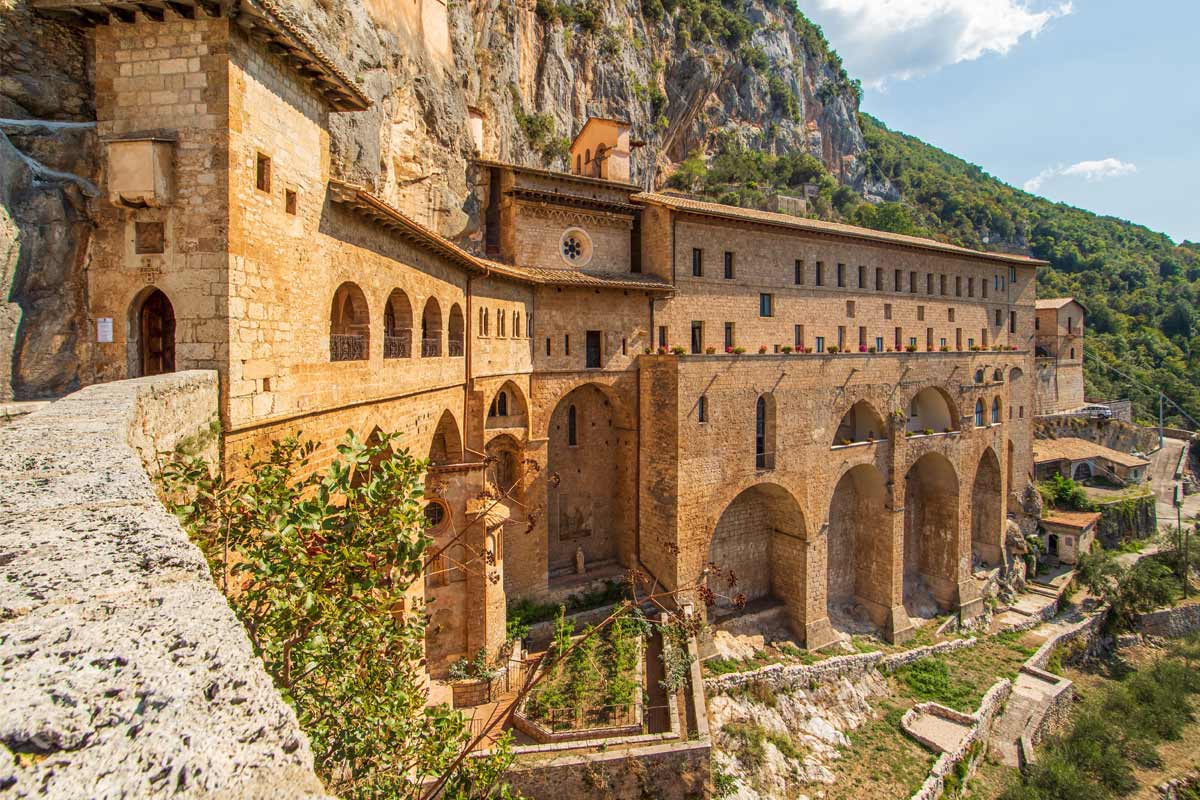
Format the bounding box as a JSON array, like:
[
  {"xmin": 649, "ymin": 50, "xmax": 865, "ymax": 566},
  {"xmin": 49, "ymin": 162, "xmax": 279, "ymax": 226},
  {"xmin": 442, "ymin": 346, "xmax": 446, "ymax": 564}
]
[
  {"xmin": 827, "ymin": 465, "xmax": 891, "ymax": 634},
  {"xmin": 833, "ymin": 400, "xmax": 885, "ymax": 446},
  {"xmin": 707, "ymin": 484, "xmax": 806, "ymax": 633},
  {"xmin": 903, "ymin": 453, "xmax": 960, "ymax": 619},
  {"xmin": 971, "ymin": 448, "xmax": 1003, "ymax": 568},
  {"xmin": 1073, "ymin": 462, "xmax": 1093, "ymax": 482},
  {"xmin": 546, "ymin": 384, "xmax": 632, "ymax": 580},
  {"xmin": 136, "ymin": 288, "xmax": 175, "ymax": 376}
]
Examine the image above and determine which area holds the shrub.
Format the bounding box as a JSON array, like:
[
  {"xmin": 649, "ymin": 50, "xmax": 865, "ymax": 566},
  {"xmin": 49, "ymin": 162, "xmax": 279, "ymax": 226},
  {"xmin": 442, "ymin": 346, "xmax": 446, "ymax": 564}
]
[{"xmin": 895, "ymin": 657, "xmax": 975, "ymax": 711}]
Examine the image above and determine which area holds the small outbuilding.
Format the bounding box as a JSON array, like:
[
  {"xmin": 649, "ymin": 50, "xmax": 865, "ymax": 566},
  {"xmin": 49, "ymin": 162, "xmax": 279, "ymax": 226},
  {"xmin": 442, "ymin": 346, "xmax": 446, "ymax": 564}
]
[
  {"xmin": 1039, "ymin": 511, "xmax": 1101, "ymax": 565},
  {"xmin": 1033, "ymin": 437, "xmax": 1150, "ymax": 486}
]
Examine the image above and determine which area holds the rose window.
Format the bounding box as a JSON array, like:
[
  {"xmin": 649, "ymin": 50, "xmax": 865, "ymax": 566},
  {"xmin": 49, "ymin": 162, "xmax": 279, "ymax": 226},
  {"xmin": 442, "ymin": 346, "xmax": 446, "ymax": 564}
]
[
  {"xmin": 563, "ymin": 236, "xmax": 582, "ymax": 260},
  {"xmin": 558, "ymin": 227, "xmax": 593, "ymax": 267}
]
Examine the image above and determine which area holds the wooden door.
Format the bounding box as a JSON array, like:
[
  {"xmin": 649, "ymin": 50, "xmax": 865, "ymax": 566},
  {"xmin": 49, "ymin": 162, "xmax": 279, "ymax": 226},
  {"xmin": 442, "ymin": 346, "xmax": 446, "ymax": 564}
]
[{"xmin": 140, "ymin": 289, "xmax": 175, "ymax": 376}]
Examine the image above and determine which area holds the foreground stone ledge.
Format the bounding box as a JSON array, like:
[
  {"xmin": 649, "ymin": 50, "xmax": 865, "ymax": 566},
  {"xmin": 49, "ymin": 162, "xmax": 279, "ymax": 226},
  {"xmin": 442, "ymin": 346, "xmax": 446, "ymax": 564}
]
[{"xmin": 0, "ymin": 372, "xmax": 331, "ymax": 799}]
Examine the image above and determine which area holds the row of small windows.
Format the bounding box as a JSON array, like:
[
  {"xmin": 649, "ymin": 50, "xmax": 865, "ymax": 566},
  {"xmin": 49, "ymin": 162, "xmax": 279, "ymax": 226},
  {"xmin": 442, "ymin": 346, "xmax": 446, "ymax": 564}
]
[
  {"xmin": 478, "ymin": 307, "xmax": 531, "ymax": 339},
  {"xmin": 330, "ymin": 282, "xmax": 464, "ymax": 361},
  {"xmin": 255, "ymin": 152, "xmax": 298, "ymax": 216},
  {"xmin": 689, "ymin": 249, "xmax": 1018, "ymax": 299},
  {"xmin": 686, "ymin": 318, "xmax": 1016, "ymax": 354},
  {"xmin": 755, "ymin": 293, "xmax": 1017, "ymax": 332}
]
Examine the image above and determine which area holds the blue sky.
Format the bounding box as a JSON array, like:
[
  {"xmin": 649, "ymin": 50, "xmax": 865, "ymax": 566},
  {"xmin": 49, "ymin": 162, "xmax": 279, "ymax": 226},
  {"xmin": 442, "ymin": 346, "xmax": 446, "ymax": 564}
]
[{"xmin": 799, "ymin": 0, "xmax": 1200, "ymax": 244}]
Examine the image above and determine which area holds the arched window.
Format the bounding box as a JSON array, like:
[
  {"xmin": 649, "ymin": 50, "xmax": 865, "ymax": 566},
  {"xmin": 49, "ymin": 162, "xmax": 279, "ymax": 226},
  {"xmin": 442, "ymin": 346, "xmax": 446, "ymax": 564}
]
[
  {"xmin": 498, "ymin": 309, "xmax": 506, "ymax": 338},
  {"xmin": 575, "ymin": 154, "xmax": 581, "ymax": 173},
  {"xmin": 975, "ymin": 399, "xmax": 985, "ymax": 427},
  {"xmin": 383, "ymin": 289, "xmax": 412, "ymax": 359},
  {"xmin": 755, "ymin": 394, "xmax": 776, "ymax": 469},
  {"xmin": 993, "ymin": 369, "xmax": 1003, "ymax": 382},
  {"xmin": 585, "ymin": 148, "xmax": 591, "ymax": 164},
  {"xmin": 498, "ymin": 390, "xmax": 508, "ymax": 416},
  {"xmin": 992, "ymin": 397, "xmax": 1002, "ymax": 424},
  {"xmin": 974, "ymin": 369, "xmax": 985, "ymax": 384},
  {"xmin": 567, "ymin": 405, "xmax": 577, "ymax": 446},
  {"xmin": 421, "ymin": 298, "xmax": 442, "ymax": 357},
  {"xmin": 330, "ymin": 282, "xmax": 369, "ymax": 361},
  {"xmin": 480, "ymin": 307, "xmax": 488, "ymax": 336},
  {"xmin": 513, "ymin": 310, "xmax": 521, "ymax": 338},
  {"xmin": 698, "ymin": 394, "xmax": 708, "ymax": 423},
  {"xmin": 1070, "ymin": 347, "xmax": 1076, "ymax": 359}
]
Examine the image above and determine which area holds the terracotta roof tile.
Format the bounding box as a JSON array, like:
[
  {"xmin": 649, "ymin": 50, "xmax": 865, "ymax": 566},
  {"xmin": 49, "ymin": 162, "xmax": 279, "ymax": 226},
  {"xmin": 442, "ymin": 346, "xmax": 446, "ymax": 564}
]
[
  {"xmin": 632, "ymin": 192, "xmax": 1047, "ymax": 267},
  {"xmin": 479, "ymin": 261, "xmax": 674, "ymax": 292},
  {"xmin": 1041, "ymin": 511, "xmax": 1102, "ymax": 529},
  {"xmin": 1032, "ymin": 437, "xmax": 1150, "ymax": 468}
]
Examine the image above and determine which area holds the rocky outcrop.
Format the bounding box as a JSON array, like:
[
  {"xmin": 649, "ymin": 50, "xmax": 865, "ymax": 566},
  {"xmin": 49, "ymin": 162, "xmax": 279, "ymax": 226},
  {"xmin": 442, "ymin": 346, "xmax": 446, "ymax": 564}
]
[{"xmin": 0, "ymin": 371, "xmax": 329, "ymax": 798}]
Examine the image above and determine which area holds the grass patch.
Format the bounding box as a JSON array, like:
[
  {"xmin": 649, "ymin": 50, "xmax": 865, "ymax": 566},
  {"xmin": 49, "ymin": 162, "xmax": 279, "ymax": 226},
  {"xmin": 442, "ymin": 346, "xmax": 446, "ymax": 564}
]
[{"xmin": 894, "ymin": 657, "xmax": 977, "ymax": 711}]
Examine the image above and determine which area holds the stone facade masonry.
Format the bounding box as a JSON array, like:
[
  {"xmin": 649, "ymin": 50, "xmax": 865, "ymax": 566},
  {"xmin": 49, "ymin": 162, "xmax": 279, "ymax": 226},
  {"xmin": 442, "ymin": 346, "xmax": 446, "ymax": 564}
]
[{"xmin": 57, "ymin": 6, "xmax": 1052, "ymax": 688}]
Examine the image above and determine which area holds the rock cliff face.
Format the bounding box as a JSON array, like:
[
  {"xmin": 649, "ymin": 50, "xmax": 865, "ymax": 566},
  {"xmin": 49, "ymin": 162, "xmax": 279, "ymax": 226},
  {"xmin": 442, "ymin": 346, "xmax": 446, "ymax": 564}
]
[{"xmin": 0, "ymin": 0, "xmax": 877, "ymax": 398}]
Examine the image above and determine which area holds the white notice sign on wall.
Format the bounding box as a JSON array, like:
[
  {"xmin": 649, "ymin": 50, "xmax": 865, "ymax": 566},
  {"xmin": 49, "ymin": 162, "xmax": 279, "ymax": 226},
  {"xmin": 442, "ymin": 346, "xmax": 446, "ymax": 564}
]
[{"xmin": 97, "ymin": 317, "xmax": 113, "ymax": 343}]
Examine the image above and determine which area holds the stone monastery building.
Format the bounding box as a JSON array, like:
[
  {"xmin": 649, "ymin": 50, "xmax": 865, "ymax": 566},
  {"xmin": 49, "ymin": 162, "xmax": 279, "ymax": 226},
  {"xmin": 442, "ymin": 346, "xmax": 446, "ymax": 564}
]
[{"xmin": 36, "ymin": 0, "xmax": 1076, "ymax": 676}]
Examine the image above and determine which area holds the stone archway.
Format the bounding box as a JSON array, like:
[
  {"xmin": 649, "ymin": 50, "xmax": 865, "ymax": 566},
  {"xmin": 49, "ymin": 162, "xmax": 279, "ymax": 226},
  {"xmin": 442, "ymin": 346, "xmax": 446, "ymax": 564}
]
[
  {"xmin": 903, "ymin": 453, "xmax": 960, "ymax": 618},
  {"xmin": 907, "ymin": 387, "xmax": 957, "ymax": 434},
  {"xmin": 833, "ymin": 400, "xmax": 886, "ymax": 446},
  {"xmin": 546, "ymin": 383, "xmax": 633, "ymax": 580},
  {"xmin": 428, "ymin": 410, "xmax": 462, "ymax": 466},
  {"xmin": 827, "ymin": 464, "xmax": 891, "ymax": 635},
  {"xmin": 707, "ymin": 483, "xmax": 806, "ymax": 633},
  {"xmin": 485, "ymin": 433, "xmax": 524, "ymax": 500},
  {"xmin": 971, "ymin": 448, "xmax": 1004, "ymax": 569}
]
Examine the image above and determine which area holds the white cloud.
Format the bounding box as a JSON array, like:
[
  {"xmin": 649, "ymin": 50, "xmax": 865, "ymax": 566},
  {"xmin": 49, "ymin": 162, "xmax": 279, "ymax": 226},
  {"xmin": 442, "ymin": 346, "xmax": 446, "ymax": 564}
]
[
  {"xmin": 803, "ymin": 0, "xmax": 1072, "ymax": 88},
  {"xmin": 1023, "ymin": 157, "xmax": 1137, "ymax": 193}
]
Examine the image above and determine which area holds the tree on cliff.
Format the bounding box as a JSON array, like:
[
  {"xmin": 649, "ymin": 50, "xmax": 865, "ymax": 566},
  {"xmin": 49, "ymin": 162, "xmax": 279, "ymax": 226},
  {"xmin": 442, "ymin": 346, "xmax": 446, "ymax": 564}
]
[{"xmin": 161, "ymin": 431, "xmax": 521, "ymax": 800}]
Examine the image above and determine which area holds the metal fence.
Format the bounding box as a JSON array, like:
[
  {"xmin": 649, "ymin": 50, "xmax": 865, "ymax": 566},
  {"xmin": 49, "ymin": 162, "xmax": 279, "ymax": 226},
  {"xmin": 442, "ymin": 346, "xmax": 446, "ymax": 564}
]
[
  {"xmin": 383, "ymin": 332, "xmax": 411, "ymax": 359},
  {"xmin": 448, "ymin": 339, "xmax": 464, "ymax": 357},
  {"xmin": 421, "ymin": 338, "xmax": 442, "ymax": 357},
  {"xmin": 330, "ymin": 334, "xmax": 365, "ymax": 362}
]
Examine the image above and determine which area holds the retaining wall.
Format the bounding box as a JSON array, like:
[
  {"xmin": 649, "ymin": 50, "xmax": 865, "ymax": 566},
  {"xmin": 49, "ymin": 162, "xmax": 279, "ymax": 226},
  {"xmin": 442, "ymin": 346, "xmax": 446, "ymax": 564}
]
[
  {"xmin": 0, "ymin": 373, "xmax": 329, "ymax": 798},
  {"xmin": 705, "ymin": 637, "xmax": 979, "ymax": 694},
  {"xmin": 908, "ymin": 680, "xmax": 1012, "ymax": 800},
  {"xmin": 1135, "ymin": 603, "xmax": 1200, "ymax": 639}
]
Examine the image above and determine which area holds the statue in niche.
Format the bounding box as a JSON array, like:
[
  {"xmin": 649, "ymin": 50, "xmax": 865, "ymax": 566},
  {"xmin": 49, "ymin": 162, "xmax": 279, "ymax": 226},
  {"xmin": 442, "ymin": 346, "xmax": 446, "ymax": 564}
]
[{"xmin": 558, "ymin": 501, "xmax": 593, "ymax": 542}]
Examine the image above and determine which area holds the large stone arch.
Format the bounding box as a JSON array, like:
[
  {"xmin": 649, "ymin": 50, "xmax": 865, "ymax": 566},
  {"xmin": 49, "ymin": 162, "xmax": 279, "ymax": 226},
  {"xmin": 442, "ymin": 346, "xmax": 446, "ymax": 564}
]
[
  {"xmin": 707, "ymin": 483, "xmax": 807, "ymax": 634},
  {"xmin": 833, "ymin": 399, "xmax": 886, "ymax": 446},
  {"xmin": 903, "ymin": 452, "xmax": 960, "ymax": 618},
  {"xmin": 906, "ymin": 386, "xmax": 958, "ymax": 434},
  {"xmin": 971, "ymin": 447, "xmax": 1004, "ymax": 568},
  {"xmin": 545, "ymin": 383, "xmax": 633, "ymax": 580},
  {"xmin": 826, "ymin": 464, "xmax": 892, "ymax": 635}
]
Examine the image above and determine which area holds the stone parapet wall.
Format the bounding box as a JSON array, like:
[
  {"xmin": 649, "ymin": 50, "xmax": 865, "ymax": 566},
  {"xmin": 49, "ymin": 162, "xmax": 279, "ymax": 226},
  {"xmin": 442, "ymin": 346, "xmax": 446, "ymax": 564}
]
[{"xmin": 0, "ymin": 371, "xmax": 329, "ymax": 799}]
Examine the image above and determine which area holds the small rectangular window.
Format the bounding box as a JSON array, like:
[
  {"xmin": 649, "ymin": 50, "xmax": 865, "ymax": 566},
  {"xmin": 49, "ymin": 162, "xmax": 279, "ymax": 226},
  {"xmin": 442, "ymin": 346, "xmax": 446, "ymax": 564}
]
[
  {"xmin": 816, "ymin": 261, "xmax": 825, "ymax": 286},
  {"xmin": 564, "ymin": 334, "xmax": 570, "ymax": 356},
  {"xmin": 859, "ymin": 326, "xmax": 867, "ymax": 347},
  {"xmin": 939, "ymin": 337, "xmax": 947, "ymax": 348},
  {"xmin": 1010, "ymin": 311, "xmax": 1017, "ymax": 334},
  {"xmin": 838, "ymin": 326, "xmax": 846, "ymax": 350},
  {"xmin": 794, "ymin": 259, "xmax": 804, "ymax": 285},
  {"xmin": 968, "ymin": 337, "xmax": 975, "ymax": 349},
  {"xmin": 759, "ymin": 293, "xmax": 774, "ymax": 318},
  {"xmin": 968, "ymin": 277, "xmax": 975, "ymax": 297},
  {"xmin": 698, "ymin": 395, "xmax": 708, "ymax": 423},
  {"xmin": 545, "ymin": 337, "xmax": 551, "ymax": 356},
  {"xmin": 622, "ymin": 337, "xmax": 627, "ymax": 355},
  {"xmin": 837, "ymin": 263, "xmax": 846, "ymax": 288},
  {"xmin": 134, "ymin": 221, "xmax": 165, "ymax": 254},
  {"xmin": 284, "ymin": 188, "xmax": 297, "ymax": 215},
  {"xmin": 586, "ymin": 330, "xmax": 601, "ymax": 368},
  {"xmin": 926, "ymin": 328, "xmax": 933, "ymax": 349},
  {"xmin": 1019, "ymin": 405, "xmax": 1025, "ymax": 419},
  {"xmin": 690, "ymin": 321, "xmax": 703, "ymax": 354},
  {"xmin": 725, "ymin": 322, "xmax": 735, "ymax": 349},
  {"xmin": 956, "ymin": 276, "xmax": 963, "ymax": 297},
  {"xmin": 815, "ymin": 336, "xmax": 825, "ymax": 353},
  {"xmin": 895, "ymin": 327, "xmax": 902, "ymax": 350},
  {"xmin": 724, "ymin": 251, "xmax": 734, "ymax": 280},
  {"xmin": 909, "ymin": 271, "xmax": 917, "ymax": 293},
  {"xmin": 858, "ymin": 264, "xmax": 866, "ymax": 288},
  {"xmin": 909, "ymin": 337, "xmax": 918, "ymax": 348},
  {"xmin": 926, "ymin": 273, "xmax": 934, "ymax": 294},
  {"xmin": 956, "ymin": 328, "xmax": 963, "ymax": 349},
  {"xmin": 875, "ymin": 336, "xmax": 884, "ymax": 351},
  {"xmin": 794, "ymin": 324, "xmax": 804, "ymax": 349},
  {"xmin": 917, "ymin": 305, "xmax": 925, "ymax": 322},
  {"xmin": 940, "ymin": 274, "xmax": 947, "ymax": 296},
  {"xmin": 995, "ymin": 308, "xmax": 1003, "ymax": 326},
  {"xmin": 949, "ymin": 307, "xmax": 956, "ymax": 322},
  {"xmin": 982, "ymin": 279, "xmax": 989, "ymax": 298},
  {"xmin": 884, "ymin": 303, "xmax": 893, "ymax": 320},
  {"xmin": 1035, "ymin": 317, "xmax": 1041, "ymax": 330},
  {"xmin": 875, "ymin": 267, "xmax": 883, "ymax": 291},
  {"xmin": 658, "ymin": 326, "xmax": 668, "ymax": 348},
  {"xmin": 1010, "ymin": 266, "xmax": 1017, "ymax": 284},
  {"xmin": 895, "ymin": 269, "xmax": 903, "ymax": 292},
  {"xmin": 846, "ymin": 300, "xmax": 856, "ymax": 318},
  {"xmin": 692, "ymin": 248, "xmax": 703, "ymax": 277},
  {"xmin": 255, "ymin": 152, "xmax": 271, "ymax": 192}
]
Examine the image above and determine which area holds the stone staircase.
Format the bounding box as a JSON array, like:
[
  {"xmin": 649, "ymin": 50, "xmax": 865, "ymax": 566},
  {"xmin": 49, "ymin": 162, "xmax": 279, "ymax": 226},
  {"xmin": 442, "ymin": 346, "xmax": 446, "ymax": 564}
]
[{"xmin": 989, "ymin": 669, "xmax": 1068, "ymax": 768}]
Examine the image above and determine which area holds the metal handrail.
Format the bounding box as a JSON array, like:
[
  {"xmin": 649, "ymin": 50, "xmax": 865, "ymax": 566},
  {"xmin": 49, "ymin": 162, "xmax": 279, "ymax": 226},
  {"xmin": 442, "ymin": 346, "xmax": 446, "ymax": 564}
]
[
  {"xmin": 383, "ymin": 332, "xmax": 411, "ymax": 359},
  {"xmin": 330, "ymin": 334, "xmax": 365, "ymax": 362},
  {"xmin": 421, "ymin": 338, "xmax": 442, "ymax": 357}
]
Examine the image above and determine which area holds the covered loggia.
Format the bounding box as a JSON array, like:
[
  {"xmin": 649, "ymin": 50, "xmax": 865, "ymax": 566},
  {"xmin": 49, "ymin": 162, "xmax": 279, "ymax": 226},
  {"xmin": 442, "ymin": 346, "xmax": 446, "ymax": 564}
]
[{"xmin": 832, "ymin": 400, "xmax": 886, "ymax": 446}]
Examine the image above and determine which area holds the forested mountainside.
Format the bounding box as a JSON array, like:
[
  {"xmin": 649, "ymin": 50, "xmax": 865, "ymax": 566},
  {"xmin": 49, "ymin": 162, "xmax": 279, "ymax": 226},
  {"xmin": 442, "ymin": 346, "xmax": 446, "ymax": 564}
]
[{"xmin": 2, "ymin": 0, "xmax": 1197, "ymax": 422}]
